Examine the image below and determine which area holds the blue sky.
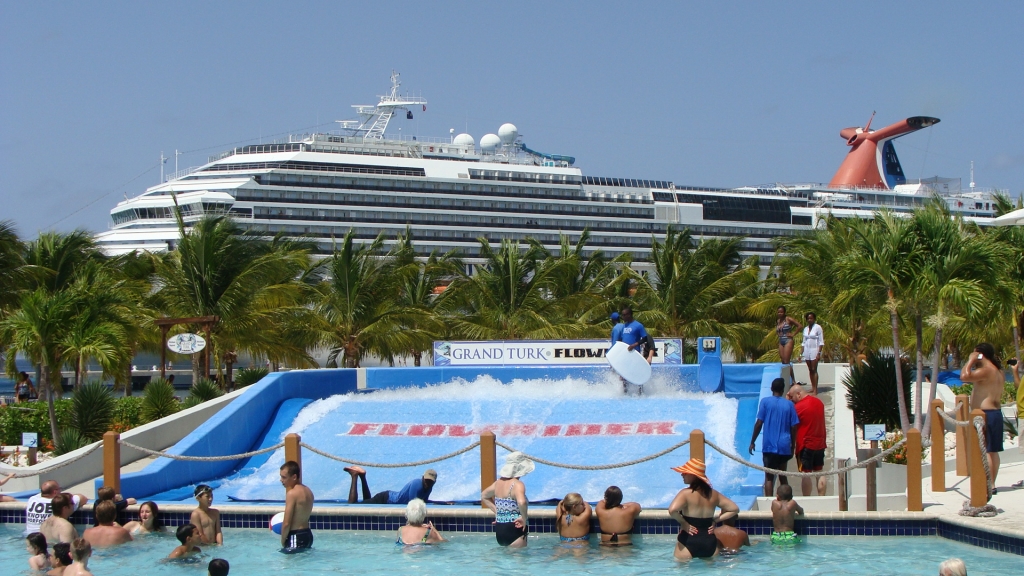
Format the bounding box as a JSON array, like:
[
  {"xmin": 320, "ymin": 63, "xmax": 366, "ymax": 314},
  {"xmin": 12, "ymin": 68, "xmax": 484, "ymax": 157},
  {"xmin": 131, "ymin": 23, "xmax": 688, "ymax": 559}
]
[{"xmin": 2, "ymin": 2, "xmax": 1022, "ymax": 236}]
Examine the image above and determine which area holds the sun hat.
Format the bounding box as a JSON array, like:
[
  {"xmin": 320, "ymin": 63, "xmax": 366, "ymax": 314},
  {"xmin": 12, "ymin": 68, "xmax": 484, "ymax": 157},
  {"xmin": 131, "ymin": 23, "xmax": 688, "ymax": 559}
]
[
  {"xmin": 423, "ymin": 469, "xmax": 438, "ymax": 482},
  {"xmin": 671, "ymin": 458, "xmax": 712, "ymax": 489},
  {"xmin": 499, "ymin": 452, "xmax": 535, "ymax": 478}
]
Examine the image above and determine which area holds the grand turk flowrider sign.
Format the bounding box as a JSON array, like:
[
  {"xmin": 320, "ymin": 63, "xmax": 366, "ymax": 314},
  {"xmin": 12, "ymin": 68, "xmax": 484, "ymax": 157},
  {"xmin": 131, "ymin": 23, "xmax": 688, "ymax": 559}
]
[{"xmin": 433, "ymin": 339, "xmax": 683, "ymax": 366}]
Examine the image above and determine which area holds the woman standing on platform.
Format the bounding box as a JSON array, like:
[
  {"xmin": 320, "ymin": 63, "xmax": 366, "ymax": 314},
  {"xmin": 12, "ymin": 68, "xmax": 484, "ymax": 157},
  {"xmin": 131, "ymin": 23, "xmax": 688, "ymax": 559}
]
[{"xmin": 776, "ymin": 307, "xmax": 802, "ymax": 376}]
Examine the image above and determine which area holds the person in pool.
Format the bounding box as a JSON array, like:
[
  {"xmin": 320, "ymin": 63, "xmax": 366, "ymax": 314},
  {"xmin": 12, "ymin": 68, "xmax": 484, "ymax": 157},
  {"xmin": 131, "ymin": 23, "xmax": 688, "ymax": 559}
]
[
  {"xmin": 190, "ymin": 484, "xmax": 223, "ymax": 545},
  {"xmin": 64, "ymin": 539, "xmax": 93, "ymax": 576},
  {"xmin": 396, "ymin": 498, "xmax": 446, "ymax": 546},
  {"xmin": 26, "ymin": 532, "xmax": 50, "ymax": 571},
  {"xmin": 82, "ymin": 501, "xmax": 133, "ymax": 547},
  {"xmin": 775, "ymin": 306, "xmax": 802, "ymax": 376},
  {"xmin": 668, "ymin": 457, "xmax": 739, "ymax": 561},
  {"xmin": 47, "ymin": 542, "xmax": 72, "ymax": 576},
  {"xmin": 279, "ymin": 460, "xmax": 315, "ymax": 552},
  {"xmin": 123, "ymin": 501, "xmax": 165, "ymax": 534},
  {"xmin": 482, "ymin": 452, "xmax": 533, "ymax": 548},
  {"xmin": 595, "ymin": 486, "xmax": 641, "ymax": 546},
  {"xmin": 168, "ymin": 524, "xmax": 203, "ymax": 559},
  {"xmin": 555, "ymin": 492, "xmax": 592, "ymax": 544},
  {"xmin": 344, "ymin": 466, "xmax": 437, "ymax": 505},
  {"xmin": 770, "ymin": 484, "xmax": 803, "ymax": 544}
]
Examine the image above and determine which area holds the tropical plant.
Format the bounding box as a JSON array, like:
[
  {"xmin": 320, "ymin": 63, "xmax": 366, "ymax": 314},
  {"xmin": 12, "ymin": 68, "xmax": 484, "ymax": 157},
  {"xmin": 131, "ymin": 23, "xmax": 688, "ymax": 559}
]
[
  {"xmin": 112, "ymin": 396, "xmax": 144, "ymax": 432},
  {"xmin": 141, "ymin": 378, "xmax": 180, "ymax": 422},
  {"xmin": 844, "ymin": 352, "xmax": 913, "ymax": 430},
  {"xmin": 233, "ymin": 366, "xmax": 269, "ymax": 388},
  {"xmin": 70, "ymin": 382, "xmax": 115, "ymax": 441},
  {"xmin": 0, "ymin": 220, "xmax": 30, "ymax": 313},
  {"xmin": 391, "ymin": 231, "xmax": 462, "ymax": 365},
  {"xmin": 53, "ymin": 427, "xmax": 89, "ymax": 456},
  {"xmin": 0, "ymin": 399, "xmax": 73, "ymax": 446},
  {"xmin": 181, "ymin": 378, "xmax": 224, "ymax": 409}
]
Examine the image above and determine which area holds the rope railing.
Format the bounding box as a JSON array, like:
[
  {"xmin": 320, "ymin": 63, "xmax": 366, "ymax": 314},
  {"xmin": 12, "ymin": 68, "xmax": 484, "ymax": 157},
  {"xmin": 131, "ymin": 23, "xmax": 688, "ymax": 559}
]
[
  {"xmin": 299, "ymin": 441, "xmax": 481, "ymax": 468},
  {"xmin": 494, "ymin": 439, "xmax": 691, "ymax": 471},
  {"xmin": 704, "ymin": 437, "xmax": 920, "ymax": 479},
  {"xmin": 118, "ymin": 440, "xmax": 285, "ymax": 462},
  {"xmin": 4, "ymin": 442, "xmax": 103, "ymax": 479},
  {"xmin": 931, "ymin": 404, "xmax": 992, "ymax": 500}
]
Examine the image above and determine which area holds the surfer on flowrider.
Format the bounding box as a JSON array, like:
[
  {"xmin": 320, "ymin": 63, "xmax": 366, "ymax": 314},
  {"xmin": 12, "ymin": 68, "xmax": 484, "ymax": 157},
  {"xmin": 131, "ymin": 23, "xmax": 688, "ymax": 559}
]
[{"xmin": 608, "ymin": 307, "xmax": 655, "ymax": 395}]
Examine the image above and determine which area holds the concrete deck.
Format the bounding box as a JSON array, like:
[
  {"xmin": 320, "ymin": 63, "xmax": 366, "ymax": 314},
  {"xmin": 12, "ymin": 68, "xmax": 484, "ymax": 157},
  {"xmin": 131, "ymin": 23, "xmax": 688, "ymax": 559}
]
[{"xmin": 922, "ymin": 449, "xmax": 1024, "ymax": 539}]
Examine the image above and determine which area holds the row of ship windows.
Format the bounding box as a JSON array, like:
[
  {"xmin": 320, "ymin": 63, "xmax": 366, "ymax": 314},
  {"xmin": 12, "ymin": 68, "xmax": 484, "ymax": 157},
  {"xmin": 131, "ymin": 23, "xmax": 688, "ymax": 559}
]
[
  {"xmin": 468, "ymin": 169, "xmax": 582, "ymax": 185},
  {"xmin": 237, "ymin": 190, "xmax": 654, "ymax": 219},
  {"xmin": 111, "ymin": 202, "xmax": 236, "ymax": 225},
  {"xmin": 583, "ymin": 176, "xmax": 673, "ymax": 189},
  {"xmin": 254, "ymin": 173, "xmax": 653, "ymax": 205},
  {"xmin": 202, "ymin": 160, "xmax": 427, "ymax": 178}
]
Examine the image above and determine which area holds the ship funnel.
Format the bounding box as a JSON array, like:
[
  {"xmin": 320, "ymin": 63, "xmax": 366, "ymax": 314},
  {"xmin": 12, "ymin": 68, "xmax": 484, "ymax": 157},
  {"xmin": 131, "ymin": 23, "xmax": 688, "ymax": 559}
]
[{"xmin": 829, "ymin": 115, "xmax": 940, "ymax": 190}]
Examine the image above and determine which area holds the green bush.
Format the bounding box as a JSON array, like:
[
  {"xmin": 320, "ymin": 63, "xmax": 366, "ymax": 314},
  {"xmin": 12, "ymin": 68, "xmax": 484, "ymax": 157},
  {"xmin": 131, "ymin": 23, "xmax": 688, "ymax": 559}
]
[
  {"xmin": 71, "ymin": 382, "xmax": 115, "ymax": 441},
  {"xmin": 0, "ymin": 400, "xmax": 74, "ymax": 448},
  {"xmin": 181, "ymin": 378, "xmax": 224, "ymax": 409},
  {"xmin": 53, "ymin": 427, "xmax": 89, "ymax": 456},
  {"xmin": 112, "ymin": 397, "xmax": 144, "ymax": 432},
  {"xmin": 234, "ymin": 366, "xmax": 269, "ymax": 388},
  {"xmin": 141, "ymin": 379, "xmax": 180, "ymax": 423},
  {"xmin": 844, "ymin": 352, "xmax": 913, "ymax": 429}
]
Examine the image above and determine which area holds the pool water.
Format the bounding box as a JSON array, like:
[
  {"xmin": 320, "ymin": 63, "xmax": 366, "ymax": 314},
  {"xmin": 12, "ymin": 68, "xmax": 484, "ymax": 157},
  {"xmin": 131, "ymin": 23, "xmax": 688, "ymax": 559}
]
[{"xmin": 3, "ymin": 526, "xmax": 1018, "ymax": 575}]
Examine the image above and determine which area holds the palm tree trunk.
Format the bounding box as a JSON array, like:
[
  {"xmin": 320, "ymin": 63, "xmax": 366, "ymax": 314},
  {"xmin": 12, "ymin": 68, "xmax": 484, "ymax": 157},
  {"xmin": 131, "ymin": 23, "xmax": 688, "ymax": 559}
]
[
  {"xmin": 74, "ymin": 356, "xmax": 81, "ymax": 389},
  {"xmin": 888, "ymin": 293, "xmax": 911, "ymax": 432},
  {"xmin": 1013, "ymin": 311, "xmax": 1022, "ymax": 363},
  {"xmin": 923, "ymin": 326, "xmax": 944, "ymax": 438},
  {"xmin": 412, "ymin": 350, "xmax": 422, "ymax": 367},
  {"xmin": 914, "ymin": 313, "xmax": 924, "ymax": 430},
  {"xmin": 42, "ymin": 364, "xmax": 60, "ymax": 445},
  {"xmin": 191, "ymin": 354, "xmax": 202, "ymax": 387}
]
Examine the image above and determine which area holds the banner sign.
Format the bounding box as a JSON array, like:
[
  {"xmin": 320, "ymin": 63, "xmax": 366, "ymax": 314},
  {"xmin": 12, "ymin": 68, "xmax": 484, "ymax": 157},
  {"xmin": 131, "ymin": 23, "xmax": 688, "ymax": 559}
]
[
  {"xmin": 167, "ymin": 333, "xmax": 207, "ymax": 354},
  {"xmin": 433, "ymin": 339, "xmax": 683, "ymax": 366}
]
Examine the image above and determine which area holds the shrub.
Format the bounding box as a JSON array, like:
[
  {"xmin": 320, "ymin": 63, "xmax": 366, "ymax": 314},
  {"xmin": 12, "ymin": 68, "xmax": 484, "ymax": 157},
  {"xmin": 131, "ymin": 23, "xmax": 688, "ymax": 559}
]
[
  {"xmin": 71, "ymin": 382, "xmax": 115, "ymax": 441},
  {"xmin": 181, "ymin": 378, "xmax": 224, "ymax": 409},
  {"xmin": 53, "ymin": 427, "xmax": 89, "ymax": 456},
  {"xmin": 880, "ymin": 431, "xmax": 926, "ymax": 465},
  {"xmin": 844, "ymin": 352, "xmax": 913, "ymax": 429},
  {"xmin": 0, "ymin": 400, "xmax": 74, "ymax": 447},
  {"xmin": 112, "ymin": 397, "xmax": 144, "ymax": 431},
  {"xmin": 141, "ymin": 379, "xmax": 180, "ymax": 423},
  {"xmin": 234, "ymin": 366, "xmax": 269, "ymax": 388}
]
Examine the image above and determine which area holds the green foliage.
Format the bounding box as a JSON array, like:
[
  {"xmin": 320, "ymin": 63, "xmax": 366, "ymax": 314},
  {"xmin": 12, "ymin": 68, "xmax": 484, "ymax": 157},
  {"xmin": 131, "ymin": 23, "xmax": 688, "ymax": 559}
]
[
  {"xmin": 0, "ymin": 400, "xmax": 73, "ymax": 447},
  {"xmin": 112, "ymin": 397, "xmax": 144, "ymax": 432},
  {"xmin": 71, "ymin": 382, "xmax": 115, "ymax": 441},
  {"xmin": 181, "ymin": 378, "xmax": 224, "ymax": 409},
  {"xmin": 845, "ymin": 352, "xmax": 913, "ymax": 429},
  {"xmin": 880, "ymin": 431, "xmax": 926, "ymax": 465},
  {"xmin": 141, "ymin": 379, "xmax": 180, "ymax": 422},
  {"xmin": 233, "ymin": 366, "xmax": 269, "ymax": 388},
  {"xmin": 948, "ymin": 383, "xmax": 972, "ymax": 396},
  {"xmin": 53, "ymin": 427, "xmax": 88, "ymax": 456}
]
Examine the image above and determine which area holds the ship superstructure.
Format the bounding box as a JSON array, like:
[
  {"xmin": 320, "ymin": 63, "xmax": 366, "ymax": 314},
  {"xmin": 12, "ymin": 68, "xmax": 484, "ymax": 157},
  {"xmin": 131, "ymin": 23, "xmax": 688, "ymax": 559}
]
[{"xmin": 96, "ymin": 73, "xmax": 1001, "ymax": 268}]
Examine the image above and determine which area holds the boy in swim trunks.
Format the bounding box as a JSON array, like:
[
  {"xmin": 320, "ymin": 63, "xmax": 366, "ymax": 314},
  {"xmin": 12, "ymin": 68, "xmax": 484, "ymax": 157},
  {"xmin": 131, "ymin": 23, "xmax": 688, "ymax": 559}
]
[
  {"xmin": 189, "ymin": 485, "xmax": 223, "ymax": 545},
  {"xmin": 770, "ymin": 484, "xmax": 803, "ymax": 544},
  {"xmin": 169, "ymin": 524, "xmax": 202, "ymax": 558},
  {"xmin": 279, "ymin": 460, "xmax": 315, "ymax": 553},
  {"xmin": 960, "ymin": 343, "xmax": 1006, "ymax": 491}
]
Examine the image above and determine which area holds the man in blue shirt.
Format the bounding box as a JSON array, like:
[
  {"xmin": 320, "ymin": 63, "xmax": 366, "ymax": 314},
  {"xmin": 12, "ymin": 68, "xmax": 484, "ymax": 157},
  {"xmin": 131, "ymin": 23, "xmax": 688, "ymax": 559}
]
[
  {"xmin": 748, "ymin": 378, "xmax": 800, "ymax": 497},
  {"xmin": 344, "ymin": 466, "xmax": 436, "ymax": 504},
  {"xmin": 610, "ymin": 307, "xmax": 655, "ymax": 363}
]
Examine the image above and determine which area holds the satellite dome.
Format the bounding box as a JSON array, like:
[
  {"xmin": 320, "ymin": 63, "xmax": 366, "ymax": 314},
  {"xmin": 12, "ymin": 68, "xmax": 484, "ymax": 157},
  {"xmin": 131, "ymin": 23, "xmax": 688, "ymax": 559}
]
[
  {"xmin": 498, "ymin": 123, "xmax": 518, "ymax": 144},
  {"xmin": 452, "ymin": 133, "xmax": 475, "ymax": 147},
  {"xmin": 480, "ymin": 133, "xmax": 501, "ymax": 153}
]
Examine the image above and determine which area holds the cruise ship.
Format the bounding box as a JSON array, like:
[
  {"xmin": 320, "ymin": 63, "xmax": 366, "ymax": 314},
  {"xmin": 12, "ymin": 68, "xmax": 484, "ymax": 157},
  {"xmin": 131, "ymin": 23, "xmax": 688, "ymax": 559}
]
[{"xmin": 96, "ymin": 73, "xmax": 1000, "ymax": 268}]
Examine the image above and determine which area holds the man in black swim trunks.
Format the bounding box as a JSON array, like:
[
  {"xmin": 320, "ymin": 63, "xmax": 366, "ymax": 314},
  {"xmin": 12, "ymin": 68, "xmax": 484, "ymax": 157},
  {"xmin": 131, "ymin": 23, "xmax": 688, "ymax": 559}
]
[
  {"xmin": 749, "ymin": 378, "xmax": 800, "ymax": 497},
  {"xmin": 960, "ymin": 343, "xmax": 1006, "ymax": 490},
  {"xmin": 279, "ymin": 460, "xmax": 314, "ymax": 552}
]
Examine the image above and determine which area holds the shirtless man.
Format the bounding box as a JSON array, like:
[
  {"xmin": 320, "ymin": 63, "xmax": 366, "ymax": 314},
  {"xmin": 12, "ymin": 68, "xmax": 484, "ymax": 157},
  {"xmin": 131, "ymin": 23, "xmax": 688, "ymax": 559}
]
[
  {"xmin": 169, "ymin": 523, "xmax": 203, "ymax": 559},
  {"xmin": 26, "ymin": 480, "xmax": 89, "ymax": 533},
  {"xmin": 189, "ymin": 484, "xmax": 223, "ymax": 545},
  {"xmin": 594, "ymin": 486, "xmax": 641, "ymax": 546},
  {"xmin": 40, "ymin": 494, "xmax": 78, "ymax": 545},
  {"xmin": 960, "ymin": 342, "xmax": 1006, "ymax": 489},
  {"xmin": 714, "ymin": 515, "xmax": 750, "ymax": 551},
  {"xmin": 82, "ymin": 501, "xmax": 132, "ymax": 547},
  {"xmin": 770, "ymin": 484, "xmax": 803, "ymax": 544},
  {"xmin": 64, "ymin": 539, "xmax": 93, "ymax": 576},
  {"xmin": 279, "ymin": 460, "xmax": 315, "ymax": 552}
]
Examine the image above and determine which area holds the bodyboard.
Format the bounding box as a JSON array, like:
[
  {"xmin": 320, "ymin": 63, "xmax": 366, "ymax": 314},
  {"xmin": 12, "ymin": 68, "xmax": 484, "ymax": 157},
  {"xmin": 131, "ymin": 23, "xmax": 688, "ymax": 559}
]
[{"xmin": 607, "ymin": 341, "xmax": 652, "ymax": 385}]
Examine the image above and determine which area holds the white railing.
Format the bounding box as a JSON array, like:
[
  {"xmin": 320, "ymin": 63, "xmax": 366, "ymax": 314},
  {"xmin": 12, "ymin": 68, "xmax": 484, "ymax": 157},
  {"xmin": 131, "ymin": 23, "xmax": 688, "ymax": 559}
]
[{"xmin": 164, "ymin": 166, "xmax": 203, "ymax": 182}]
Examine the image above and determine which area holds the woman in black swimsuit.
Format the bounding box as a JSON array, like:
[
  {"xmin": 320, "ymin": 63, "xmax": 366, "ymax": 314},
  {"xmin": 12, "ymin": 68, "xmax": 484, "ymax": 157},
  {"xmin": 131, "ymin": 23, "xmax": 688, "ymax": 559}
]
[{"xmin": 668, "ymin": 458, "xmax": 739, "ymax": 561}]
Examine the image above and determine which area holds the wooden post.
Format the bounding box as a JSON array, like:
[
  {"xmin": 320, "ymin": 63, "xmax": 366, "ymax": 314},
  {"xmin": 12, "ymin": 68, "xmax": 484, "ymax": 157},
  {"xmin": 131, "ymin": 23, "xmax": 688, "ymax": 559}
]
[
  {"xmin": 160, "ymin": 325, "xmax": 169, "ymax": 380},
  {"xmin": 103, "ymin": 432, "xmax": 121, "ymax": 493},
  {"xmin": 836, "ymin": 458, "xmax": 849, "ymax": 511},
  {"xmin": 955, "ymin": 394, "xmax": 969, "ymax": 476},
  {"xmin": 906, "ymin": 428, "xmax": 922, "ymax": 511},
  {"xmin": 690, "ymin": 429, "xmax": 705, "ymax": 462},
  {"xmin": 284, "ymin": 433, "xmax": 302, "ymax": 478},
  {"xmin": 930, "ymin": 399, "xmax": 945, "ymax": 492},
  {"xmin": 27, "ymin": 446, "xmax": 37, "ymax": 466},
  {"xmin": 204, "ymin": 323, "xmax": 213, "ymax": 378},
  {"xmin": 866, "ymin": 440, "xmax": 878, "ymax": 512},
  {"xmin": 480, "ymin": 431, "xmax": 496, "ymax": 509},
  {"xmin": 967, "ymin": 409, "xmax": 988, "ymax": 508}
]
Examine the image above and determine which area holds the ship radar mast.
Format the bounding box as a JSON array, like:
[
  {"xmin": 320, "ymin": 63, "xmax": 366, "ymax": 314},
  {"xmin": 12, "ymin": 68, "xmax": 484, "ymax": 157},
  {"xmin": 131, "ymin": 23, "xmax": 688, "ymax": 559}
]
[{"xmin": 346, "ymin": 71, "xmax": 427, "ymax": 140}]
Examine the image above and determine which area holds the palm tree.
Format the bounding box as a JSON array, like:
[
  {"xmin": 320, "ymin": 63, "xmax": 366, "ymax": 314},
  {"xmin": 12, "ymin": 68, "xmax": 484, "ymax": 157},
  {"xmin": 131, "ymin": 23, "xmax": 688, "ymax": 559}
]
[
  {"xmin": 837, "ymin": 212, "xmax": 919, "ymax": 431},
  {"xmin": 633, "ymin": 228, "xmax": 761, "ymax": 357},
  {"xmin": 310, "ymin": 229, "xmax": 436, "ymax": 367},
  {"xmin": 991, "ymin": 193, "xmax": 1024, "ymax": 362},
  {"xmin": 0, "ymin": 220, "xmax": 29, "ymax": 313},
  {"xmin": 23, "ymin": 230, "xmax": 106, "ymax": 293},
  {"xmin": 0, "ymin": 288, "xmax": 81, "ymax": 441},
  {"xmin": 152, "ymin": 210, "xmax": 314, "ymax": 383},
  {"xmin": 440, "ymin": 238, "xmax": 585, "ymax": 340},
  {"xmin": 391, "ymin": 231, "xmax": 461, "ymax": 366}
]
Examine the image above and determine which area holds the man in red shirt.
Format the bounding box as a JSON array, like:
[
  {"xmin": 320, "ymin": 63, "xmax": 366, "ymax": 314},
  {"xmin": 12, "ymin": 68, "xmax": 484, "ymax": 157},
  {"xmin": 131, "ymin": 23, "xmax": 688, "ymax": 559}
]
[{"xmin": 788, "ymin": 383, "xmax": 827, "ymax": 496}]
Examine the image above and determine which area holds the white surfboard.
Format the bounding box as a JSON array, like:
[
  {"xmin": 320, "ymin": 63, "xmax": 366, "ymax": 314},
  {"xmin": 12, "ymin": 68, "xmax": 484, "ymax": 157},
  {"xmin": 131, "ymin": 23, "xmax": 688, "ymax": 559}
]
[{"xmin": 607, "ymin": 341, "xmax": 652, "ymax": 385}]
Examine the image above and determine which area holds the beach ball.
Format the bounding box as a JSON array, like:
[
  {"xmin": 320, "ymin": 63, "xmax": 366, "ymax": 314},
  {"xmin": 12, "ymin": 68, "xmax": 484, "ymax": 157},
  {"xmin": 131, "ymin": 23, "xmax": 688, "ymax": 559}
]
[{"xmin": 269, "ymin": 512, "xmax": 285, "ymax": 534}]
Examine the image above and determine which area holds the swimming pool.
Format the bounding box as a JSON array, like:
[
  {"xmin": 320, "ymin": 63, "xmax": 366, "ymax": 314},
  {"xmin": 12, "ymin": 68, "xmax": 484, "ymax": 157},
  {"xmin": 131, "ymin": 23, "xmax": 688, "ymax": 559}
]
[{"xmin": 4, "ymin": 526, "xmax": 1018, "ymax": 575}]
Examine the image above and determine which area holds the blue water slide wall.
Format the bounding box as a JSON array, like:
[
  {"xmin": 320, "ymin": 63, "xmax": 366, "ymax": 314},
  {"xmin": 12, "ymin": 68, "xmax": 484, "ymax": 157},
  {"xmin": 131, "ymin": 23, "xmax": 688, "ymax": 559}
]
[
  {"xmin": 112, "ymin": 369, "xmax": 357, "ymax": 499},
  {"xmin": 114, "ymin": 363, "xmax": 775, "ymax": 500}
]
